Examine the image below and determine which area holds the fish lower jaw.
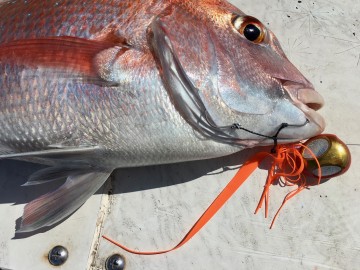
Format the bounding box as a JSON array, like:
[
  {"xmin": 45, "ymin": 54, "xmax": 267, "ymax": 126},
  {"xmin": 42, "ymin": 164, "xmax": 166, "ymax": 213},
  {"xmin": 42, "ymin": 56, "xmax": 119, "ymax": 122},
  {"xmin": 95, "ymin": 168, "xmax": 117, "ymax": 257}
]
[
  {"xmin": 292, "ymin": 98, "xmax": 326, "ymax": 135},
  {"xmin": 278, "ymin": 121, "xmax": 325, "ymax": 144},
  {"xmin": 254, "ymin": 115, "xmax": 325, "ymax": 146}
]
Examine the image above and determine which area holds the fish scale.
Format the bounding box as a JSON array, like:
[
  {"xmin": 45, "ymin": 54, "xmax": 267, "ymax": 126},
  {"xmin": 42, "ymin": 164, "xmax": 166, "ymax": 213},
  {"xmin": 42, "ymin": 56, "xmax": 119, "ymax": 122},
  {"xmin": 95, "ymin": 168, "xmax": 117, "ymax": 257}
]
[
  {"xmin": 0, "ymin": 0, "xmax": 325, "ymax": 232},
  {"xmin": 0, "ymin": 0, "xmax": 167, "ymax": 45}
]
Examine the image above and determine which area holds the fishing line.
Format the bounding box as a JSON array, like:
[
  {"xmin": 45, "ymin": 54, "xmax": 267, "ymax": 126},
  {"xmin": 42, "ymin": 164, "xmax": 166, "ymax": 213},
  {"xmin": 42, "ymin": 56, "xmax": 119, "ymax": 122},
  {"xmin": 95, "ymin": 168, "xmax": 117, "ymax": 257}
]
[
  {"xmin": 204, "ymin": 110, "xmax": 309, "ymax": 152},
  {"xmin": 231, "ymin": 120, "xmax": 309, "ymax": 152}
]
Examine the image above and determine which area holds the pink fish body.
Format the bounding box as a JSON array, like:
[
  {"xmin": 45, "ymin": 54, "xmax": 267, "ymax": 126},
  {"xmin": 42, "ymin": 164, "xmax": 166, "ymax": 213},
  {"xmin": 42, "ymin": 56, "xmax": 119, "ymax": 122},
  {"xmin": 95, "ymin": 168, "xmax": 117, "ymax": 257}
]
[{"xmin": 0, "ymin": 0, "xmax": 325, "ymax": 232}]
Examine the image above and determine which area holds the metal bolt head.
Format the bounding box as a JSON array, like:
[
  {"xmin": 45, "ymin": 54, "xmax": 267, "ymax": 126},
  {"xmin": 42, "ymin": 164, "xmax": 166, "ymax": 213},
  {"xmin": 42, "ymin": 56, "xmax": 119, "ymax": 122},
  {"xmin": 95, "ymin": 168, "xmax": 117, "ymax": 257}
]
[
  {"xmin": 48, "ymin": 246, "xmax": 68, "ymax": 266},
  {"xmin": 105, "ymin": 254, "xmax": 125, "ymax": 270}
]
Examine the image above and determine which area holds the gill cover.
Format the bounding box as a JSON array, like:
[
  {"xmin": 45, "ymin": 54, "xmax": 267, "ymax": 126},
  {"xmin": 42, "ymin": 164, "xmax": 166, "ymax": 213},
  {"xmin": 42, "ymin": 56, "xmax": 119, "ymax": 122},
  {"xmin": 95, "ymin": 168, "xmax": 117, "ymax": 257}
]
[
  {"xmin": 149, "ymin": 6, "xmax": 280, "ymax": 146},
  {"xmin": 149, "ymin": 15, "xmax": 243, "ymax": 145}
]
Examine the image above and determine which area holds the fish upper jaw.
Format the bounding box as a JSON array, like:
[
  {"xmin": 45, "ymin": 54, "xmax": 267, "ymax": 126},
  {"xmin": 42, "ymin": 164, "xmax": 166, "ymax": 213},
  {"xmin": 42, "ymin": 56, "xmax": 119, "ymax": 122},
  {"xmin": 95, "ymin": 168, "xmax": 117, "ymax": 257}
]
[{"xmin": 281, "ymin": 80, "xmax": 326, "ymax": 133}]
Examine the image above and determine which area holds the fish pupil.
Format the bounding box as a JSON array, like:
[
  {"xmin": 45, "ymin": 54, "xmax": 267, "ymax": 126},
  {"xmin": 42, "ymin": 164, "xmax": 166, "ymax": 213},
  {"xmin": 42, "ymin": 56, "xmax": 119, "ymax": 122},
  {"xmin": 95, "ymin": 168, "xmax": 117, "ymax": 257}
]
[{"xmin": 244, "ymin": 24, "xmax": 261, "ymax": 42}]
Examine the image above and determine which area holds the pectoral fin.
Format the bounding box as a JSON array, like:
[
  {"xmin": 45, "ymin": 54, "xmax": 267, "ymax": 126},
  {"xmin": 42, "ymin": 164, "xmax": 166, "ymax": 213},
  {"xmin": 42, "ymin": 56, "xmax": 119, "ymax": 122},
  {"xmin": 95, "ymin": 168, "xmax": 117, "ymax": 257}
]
[
  {"xmin": 18, "ymin": 168, "xmax": 112, "ymax": 233},
  {"xmin": 0, "ymin": 35, "xmax": 128, "ymax": 86}
]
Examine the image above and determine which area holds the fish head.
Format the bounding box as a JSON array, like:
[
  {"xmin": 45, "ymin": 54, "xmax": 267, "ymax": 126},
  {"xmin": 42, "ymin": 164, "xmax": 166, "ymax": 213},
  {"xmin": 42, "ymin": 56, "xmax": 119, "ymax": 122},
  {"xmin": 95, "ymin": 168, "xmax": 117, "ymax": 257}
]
[{"xmin": 149, "ymin": 1, "xmax": 325, "ymax": 147}]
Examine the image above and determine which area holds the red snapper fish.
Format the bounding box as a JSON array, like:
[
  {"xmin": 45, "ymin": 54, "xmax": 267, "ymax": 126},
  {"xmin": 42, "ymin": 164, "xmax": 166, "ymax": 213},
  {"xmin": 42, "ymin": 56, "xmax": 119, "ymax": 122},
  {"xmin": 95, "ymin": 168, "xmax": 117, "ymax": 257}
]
[{"xmin": 0, "ymin": 0, "xmax": 325, "ymax": 232}]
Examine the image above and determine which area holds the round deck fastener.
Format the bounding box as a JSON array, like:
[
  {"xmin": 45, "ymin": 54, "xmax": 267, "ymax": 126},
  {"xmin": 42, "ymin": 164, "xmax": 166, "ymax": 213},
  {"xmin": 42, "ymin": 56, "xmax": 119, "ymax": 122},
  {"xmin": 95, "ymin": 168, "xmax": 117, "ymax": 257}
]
[
  {"xmin": 48, "ymin": 246, "xmax": 68, "ymax": 266},
  {"xmin": 105, "ymin": 254, "xmax": 126, "ymax": 270}
]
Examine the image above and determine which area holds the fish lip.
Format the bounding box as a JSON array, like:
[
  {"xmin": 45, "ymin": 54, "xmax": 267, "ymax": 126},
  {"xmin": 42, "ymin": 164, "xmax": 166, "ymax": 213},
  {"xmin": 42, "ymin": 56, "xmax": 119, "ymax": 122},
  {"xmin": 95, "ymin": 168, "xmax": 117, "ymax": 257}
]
[
  {"xmin": 296, "ymin": 88, "xmax": 324, "ymax": 111},
  {"xmin": 281, "ymin": 81, "xmax": 326, "ymax": 132},
  {"xmin": 295, "ymin": 88, "xmax": 326, "ymax": 133},
  {"xmin": 280, "ymin": 80, "xmax": 324, "ymax": 108}
]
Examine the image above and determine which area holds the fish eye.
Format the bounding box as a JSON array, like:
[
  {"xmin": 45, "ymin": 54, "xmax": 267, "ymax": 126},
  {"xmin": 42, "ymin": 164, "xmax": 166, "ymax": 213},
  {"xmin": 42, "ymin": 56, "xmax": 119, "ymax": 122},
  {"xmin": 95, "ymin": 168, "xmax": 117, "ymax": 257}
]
[
  {"xmin": 243, "ymin": 24, "xmax": 261, "ymax": 41},
  {"xmin": 232, "ymin": 15, "xmax": 266, "ymax": 44}
]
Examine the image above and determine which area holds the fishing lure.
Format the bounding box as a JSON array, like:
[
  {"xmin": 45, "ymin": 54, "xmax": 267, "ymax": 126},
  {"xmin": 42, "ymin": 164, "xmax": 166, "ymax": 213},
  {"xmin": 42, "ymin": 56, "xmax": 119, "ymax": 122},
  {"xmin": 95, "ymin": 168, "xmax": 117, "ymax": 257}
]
[{"xmin": 103, "ymin": 134, "xmax": 351, "ymax": 254}]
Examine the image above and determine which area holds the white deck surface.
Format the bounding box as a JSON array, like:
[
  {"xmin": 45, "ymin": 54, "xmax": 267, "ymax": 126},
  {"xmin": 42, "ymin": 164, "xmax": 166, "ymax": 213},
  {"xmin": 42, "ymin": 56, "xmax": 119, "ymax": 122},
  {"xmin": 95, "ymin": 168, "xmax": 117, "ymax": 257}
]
[{"xmin": 1, "ymin": 0, "xmax": 359, "ymax": 269}]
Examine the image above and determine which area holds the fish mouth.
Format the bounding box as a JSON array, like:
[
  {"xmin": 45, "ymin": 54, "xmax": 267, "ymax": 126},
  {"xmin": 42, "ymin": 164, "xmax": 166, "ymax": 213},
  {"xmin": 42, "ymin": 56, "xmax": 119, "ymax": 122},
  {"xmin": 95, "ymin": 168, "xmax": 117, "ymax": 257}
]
[
  {"xmin": 282, "ymin": 80, "xmax": 324, "ymax": 109},
  {"xmin": 294, "ymin": 87, "xmax": 325, "ymax": 130},
  {"xmin": 278, "ymin": 81, "xmax": 326, "ymax": 141},
  {"xmin": 295, "ymin": 87, "xmax": 324, "ymax": 111}
]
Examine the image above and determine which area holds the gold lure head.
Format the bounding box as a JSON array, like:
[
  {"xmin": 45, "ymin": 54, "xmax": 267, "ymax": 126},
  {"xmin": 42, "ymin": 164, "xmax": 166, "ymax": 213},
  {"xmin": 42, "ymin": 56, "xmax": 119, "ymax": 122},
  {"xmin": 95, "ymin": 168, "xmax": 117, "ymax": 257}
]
[{"xmin": 301, "ymin": 134, "xmax": 351, "ymax": 179}]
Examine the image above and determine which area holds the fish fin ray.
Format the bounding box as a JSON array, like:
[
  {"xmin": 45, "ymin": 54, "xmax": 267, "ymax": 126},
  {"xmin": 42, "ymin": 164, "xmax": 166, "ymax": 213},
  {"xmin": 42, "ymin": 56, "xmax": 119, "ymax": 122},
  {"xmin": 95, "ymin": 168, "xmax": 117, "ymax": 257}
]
[
  {"xmin": 0, "ymin": 36, "xmax": 128, "ymax": 86},
  {"xmin": 0, "ymin": 145, "xmax": 100, "ymax": 159},
  {"xmin": 18, "ymin": 169, "xmax": 112, "ymax": 233},
  {"xmin": 22, "ymin": 165, "xmax": 92, "ymax": 186}
]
